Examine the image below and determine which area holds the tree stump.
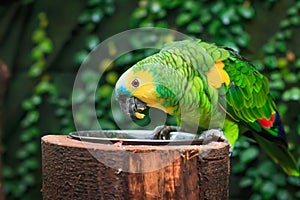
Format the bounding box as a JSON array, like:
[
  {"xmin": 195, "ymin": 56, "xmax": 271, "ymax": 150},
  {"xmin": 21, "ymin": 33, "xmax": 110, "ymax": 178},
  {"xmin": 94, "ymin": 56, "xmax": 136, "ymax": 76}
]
[{"xmin": 41, "ymin": 135, "xmax": 230, "ymax": 200}]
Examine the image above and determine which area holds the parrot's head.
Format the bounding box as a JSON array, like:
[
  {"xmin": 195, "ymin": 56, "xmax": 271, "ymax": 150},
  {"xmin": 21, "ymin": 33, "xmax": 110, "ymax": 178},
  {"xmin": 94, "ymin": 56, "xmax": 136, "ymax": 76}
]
[{"xmin": 115, "ymin": 63, "xmax": 175, "ymax": 121}]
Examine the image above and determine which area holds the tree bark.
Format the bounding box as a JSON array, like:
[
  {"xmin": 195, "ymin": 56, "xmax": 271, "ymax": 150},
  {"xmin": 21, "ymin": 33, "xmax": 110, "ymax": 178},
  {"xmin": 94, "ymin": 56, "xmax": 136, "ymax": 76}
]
[
  {"xmin": 0, "ymin": 60, "xmax": 9, "ymax": 200},
  {"xmin": 41, "ymin": 135, "xmax": 230, "ymax": 200}
]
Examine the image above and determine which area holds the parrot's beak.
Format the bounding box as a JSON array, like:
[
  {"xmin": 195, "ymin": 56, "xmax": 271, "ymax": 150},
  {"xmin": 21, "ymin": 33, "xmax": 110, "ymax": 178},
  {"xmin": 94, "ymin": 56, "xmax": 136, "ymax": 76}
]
[{"xmin": 118, "ymin": 96, "xmax": 147, "ymax": 120}]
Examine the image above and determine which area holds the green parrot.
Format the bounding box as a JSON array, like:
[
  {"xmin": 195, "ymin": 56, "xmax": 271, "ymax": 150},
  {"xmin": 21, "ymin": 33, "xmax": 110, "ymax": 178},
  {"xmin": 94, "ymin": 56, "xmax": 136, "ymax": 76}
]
[{"xmin": 115, "ymin": 39, "xmax": 299, "ymax": 176}]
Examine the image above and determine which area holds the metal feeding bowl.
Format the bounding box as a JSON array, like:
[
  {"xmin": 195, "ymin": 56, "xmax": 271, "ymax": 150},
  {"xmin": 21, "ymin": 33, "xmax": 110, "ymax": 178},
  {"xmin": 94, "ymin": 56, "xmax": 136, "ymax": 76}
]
[{"xmin": 69, "ymin": 130, "xmax": 204, "ymax": 145}]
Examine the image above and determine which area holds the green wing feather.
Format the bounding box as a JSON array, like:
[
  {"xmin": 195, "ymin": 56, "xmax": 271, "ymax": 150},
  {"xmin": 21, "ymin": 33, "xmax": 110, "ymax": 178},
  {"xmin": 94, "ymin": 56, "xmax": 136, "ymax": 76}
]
[{"xmin": 222, "ymin": 48, "xmax": 299, "ymax": 176}]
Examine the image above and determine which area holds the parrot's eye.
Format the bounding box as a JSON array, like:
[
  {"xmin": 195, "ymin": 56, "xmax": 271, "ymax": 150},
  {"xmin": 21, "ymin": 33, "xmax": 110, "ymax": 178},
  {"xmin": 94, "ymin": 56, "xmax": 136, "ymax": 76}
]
[{"xmin": 131, "ymin": 78, "xmax": 140, "ymax": 88}]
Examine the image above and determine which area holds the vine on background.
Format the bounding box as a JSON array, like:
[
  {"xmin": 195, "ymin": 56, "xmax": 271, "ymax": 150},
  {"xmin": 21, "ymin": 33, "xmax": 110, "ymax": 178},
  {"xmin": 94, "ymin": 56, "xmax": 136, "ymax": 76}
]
[{"xmin": 3, "ymin": 12, "xmax": 55, "ymax": 198}]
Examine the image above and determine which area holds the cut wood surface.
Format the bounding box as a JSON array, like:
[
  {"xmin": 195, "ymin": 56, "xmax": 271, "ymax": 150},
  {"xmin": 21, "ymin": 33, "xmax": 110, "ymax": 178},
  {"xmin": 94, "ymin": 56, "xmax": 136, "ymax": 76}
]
[{"xmin": 42, "ymin": 135, "xmax": 230, "ymax": 200}]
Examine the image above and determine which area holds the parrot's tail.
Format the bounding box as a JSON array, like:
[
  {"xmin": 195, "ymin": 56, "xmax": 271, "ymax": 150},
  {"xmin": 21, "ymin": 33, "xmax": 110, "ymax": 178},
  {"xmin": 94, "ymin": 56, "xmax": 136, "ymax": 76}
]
[
  {"xmin": 245, "ymin": 112, "xmax": 300, "ymax": 176},
  {"xmin": 253, "ymin": 133, "xmax": 300, "ymax": 176}
]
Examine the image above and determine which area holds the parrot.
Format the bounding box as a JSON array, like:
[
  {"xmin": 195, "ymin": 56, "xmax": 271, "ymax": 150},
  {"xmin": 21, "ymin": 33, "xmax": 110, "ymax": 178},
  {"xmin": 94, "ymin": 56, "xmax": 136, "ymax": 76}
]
[{"xmin": 114, "ymin": 39, "xmax": 300, "ymax": 176}]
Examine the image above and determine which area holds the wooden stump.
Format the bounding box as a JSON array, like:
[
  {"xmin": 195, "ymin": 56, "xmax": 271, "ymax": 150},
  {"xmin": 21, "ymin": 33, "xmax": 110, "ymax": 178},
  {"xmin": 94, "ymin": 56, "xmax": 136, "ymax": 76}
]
[{"xmin": 41, "ymin": 135, "xmax": 230, "ymax": 200}]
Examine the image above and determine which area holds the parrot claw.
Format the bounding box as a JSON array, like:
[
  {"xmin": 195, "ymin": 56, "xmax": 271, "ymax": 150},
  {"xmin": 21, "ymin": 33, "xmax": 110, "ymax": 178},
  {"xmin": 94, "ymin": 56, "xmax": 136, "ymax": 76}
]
[
  {"xmin": 152, "ymin": 125, "xmax": 183, "ymax": 140},
  {"xmin": 199, "ymin": 129, "xmax": 232, "ymax": 155}
]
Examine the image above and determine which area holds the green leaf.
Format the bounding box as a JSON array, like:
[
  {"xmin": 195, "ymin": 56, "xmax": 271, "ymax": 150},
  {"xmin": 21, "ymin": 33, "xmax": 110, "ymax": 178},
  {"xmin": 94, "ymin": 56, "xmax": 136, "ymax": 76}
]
[
  {"xmin": 264, "ymin": 56, "xmax": 277, "ymax": 68},
  {"xmin": 74, "ymin": 50, "xmax": 89, "ymax": 65},
  {"xmin": 239, "ymin": 177, "xmax": 253, "ymax": 188},
  {"xmin": 106, "ymin": 71, "xmax": 118, "ymax": 84},
  {"xmin": 86, "ymin": 35, "xmax": 100, "ymax": 50},
  {"xmin": 290, "ymin": 16, "xmax": 300, "ymax": 25},
  {"xmin": 287, "ymin": 176, "xmax": 300, "ymax": 186},
  {"xmin": 98, "ymin": 85, "xmax": 113, "ymax": 98},
  {"xmin": 21, "ymin": 111, "xmax": 39, "ymax": 127},
  {"xmin": 236, "ymin": 33, "xmax": 250, "ymax": 47},
  {"xmin": 276, "ymin": 41, "xmax": 287, "ymax": 52},
  {"xmin": 39, "ymin": 38, "xmax": 53, "ymax": 53},
  {"xmin": 250, "ymin": 193, "xmax": 262, "ymax": 200},
  {"xmin": 286, "ymin": 7, "xmax": 298, "ymax": 16},
  {"xmin": 210, "ymin": 1, "xmax": 224, "ymax": 14},
  {"xmin": 239, "ymin": 146, "xmax": 259, "ymax": 163},
  {"xmin": 150, "ymin": 2, "xmax": 162, "ymax": 13},
  {"xmin": 282, "ymin": 87, "xmax": 300, "ymax": 101},
  {"xmin": 176, "ymin": 13, "xmax": 191, "ymax": 26},
  {"xmin": 263, "ymin": 43, "xmax": 276, "ymax": 54},
  {"xmin": 90, "ymin": 8, "xmax": 103, "ymax": 23},
  {"xmin": 32, "ymin": 29, "xmax": 45, "ymax": 42},
  {"xmin": 132, "ymin": 8, "xmax": 147, "ymax": 19},
  {"xmin": 238, "ymin": 5, "xmax": 255, "ymax": 19},
  {"xmin": 186, "ymin": 22, "xmax": 203, "ymax": 33},
  {"xmin": 279, "ymin": 19, "xmax": 290, "ymax": 28},
  {"xmin": 208, "ymin": 20, "xmax": 222, "ymax": 35},
  {"xmin": 261, "ymin": 181, "xmax": 277, "ymax": 199},
  {"xmin": 272, "ymin": 173, "xmax": 286, "ymax": 186},
  {"xmin": 220, "ymin": 7, "xmax": 237, "ymax": 25},
  {"xmin": 232, "ymin": 162, "xmax": 246, "ymax": 173},
  {"xmin": 276, "ymin": 189, "xmax": 292, "ymax": 200},
  {"xmin": 295, "ymin": 58, "xmax": 300, "ymax": 68},
  {"xmin": 35, "ymin": 81, "xmax": 57, "ymax": 95},
  {"xmin": 257, "ymin": 161, "xmax": 276, "ymax": 178},
  {"xmin": 230, "ymin": 24, "xmax": 244, "ymax": 35},
  {"xmin": 283, "ymin": 73, "xmax": 297, "ymax": 83}
]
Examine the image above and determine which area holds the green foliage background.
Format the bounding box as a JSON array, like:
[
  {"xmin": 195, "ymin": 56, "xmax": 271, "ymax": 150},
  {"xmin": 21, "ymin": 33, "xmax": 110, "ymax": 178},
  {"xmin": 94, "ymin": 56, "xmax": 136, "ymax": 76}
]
[{"xmin": 1, "ymin": 0, "xmax": 300, "ymax": 199}]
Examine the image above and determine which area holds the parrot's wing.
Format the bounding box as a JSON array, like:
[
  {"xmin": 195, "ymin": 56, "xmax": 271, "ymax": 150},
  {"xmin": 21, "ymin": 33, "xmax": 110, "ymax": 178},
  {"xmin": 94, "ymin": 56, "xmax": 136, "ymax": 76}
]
[
  {"xmin": 221, "ymin": 50, "xmax": 299, "ymax": 176},
  {"xmin": 222, "ymin": 50, "xmax": 286, "ymax": 141}
]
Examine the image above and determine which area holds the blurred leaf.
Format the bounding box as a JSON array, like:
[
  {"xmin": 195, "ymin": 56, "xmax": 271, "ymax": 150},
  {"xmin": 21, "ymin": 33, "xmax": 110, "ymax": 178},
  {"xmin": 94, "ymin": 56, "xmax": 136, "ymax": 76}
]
[
  {"xmin": 220, "ymin": 7, "xmax": 237, "ymax": 25},
  {"xmin": 257, "ymin": 161, "xmax": 276, "ymax": 178},
  {"xmin": 32, "ymin": 29, "xmax": 45, "ymax": 42},
  {"xmin": 74, "ymin": 50, "xmax": 89, "ymax": 65},
  {"xmin": 176, "ymin": 13, "xmax": 192, "ymax": 26},
  {"xmin": 150, "ymin": 1, "xmax": 162, "ymax": 13},
  {"xmin": 272, "ymin": 173, "xmax": 286, "ymax": 186},
  {"xmin": 276, "ymin": 41, "xmax": 287, "ymax": 52},
  {"xmin": 250, "ymin": 193, "xmax": 262, "ymax": 200},
  {"xmin": 232, "ymin": 162, "xmax": 246, "ymax": 173},
  {"xmin": 286, "ymin": 7, "xmax": 298, "ymax": 16},
  {"xmin": 283, "ymin": 73, "xmax": 297, "ymax": 83},
  {"xmin": 239, "ymin": 177, "xmax": 253, "ymax": 188},
  {"xmin": 72, "ymin": 88, "xmax": 87, "ymax": 104},
  {"xmin": 106, "ymin": 71, "xmax": 118, "ymax": 84},
  {"xmin": 263, "ymin": 43, "xmax": 275, "ymax": 54},
  {"xmin": 295, "ymin": 58, "xmax": 300, "ymax": 68},
  {"xmin": 208, "ymin": 20, "xmax": 222, "ymax": 35},
  {"xmin": 238, "ymin": 5, "xmax": 255, "ymax": 19},
  {"xmin": 90, "ymin": 8, "xmax": 103, "ymax": 23},
  {"xmin": 21, "ymin": 111, "xmax": 39, "ymax": 127},
  {"xmin": 276, "ymin": 189, "xmax": 292, "ymax": 200},
  {"xmin": 186, "ymin": 22, "xmax": 203, "ymax": 33},
  {"xmin": 210, "ymin": 1, "xmax": 224, "ymax": 14},
  {"xmin": 22, "ymin": 173, "xmax": 35, "ymax": 186},
  {"xmin": 132, "ymin": 8, "xmax": 147, "ymax": 19},
  {"xmin": 236, "ymin": 33, "xmax": 250, "ymax": 47},
  {"xmin": 86, "ymin": 35, "xmax": 100, "ymax": 50},
  {"xmin": 290, "ymin": 16, "xmax": 300, "ymax": 25},
  {"xmin": 35, "ymin": 81, "xmax": 57, "ymax": 95},
  {"xmin": 282, "ymin": 87, "xmax": 300, "ymax": 101},
  {"xmin": 39, "ymin": 38, "xmax": 53, "ymax": 53},
  {"xmin": 264, "ymin": 56, "xmax": 277, "ymax": 68},
  {"xmin": 261, "ymin": 181, "xmax": 277, "ymax": 199},
  {"xmin": 239, "ymin": 146, "xmax": 259, "ymax": 163},
  {"xmin": 287, "ymin": 176, "xmax": 300, "ymax": 186},
  {"xmin": 98, "ymin": 85, "xmax": 113, "ymax": 98}
]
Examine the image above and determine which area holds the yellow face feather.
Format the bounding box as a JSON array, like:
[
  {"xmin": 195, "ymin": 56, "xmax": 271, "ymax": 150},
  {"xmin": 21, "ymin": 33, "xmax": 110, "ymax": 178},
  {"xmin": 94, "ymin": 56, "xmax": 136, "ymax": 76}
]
[{"xmin": 116, "ymin": 67, "xmax": 174, "ymax": 116}]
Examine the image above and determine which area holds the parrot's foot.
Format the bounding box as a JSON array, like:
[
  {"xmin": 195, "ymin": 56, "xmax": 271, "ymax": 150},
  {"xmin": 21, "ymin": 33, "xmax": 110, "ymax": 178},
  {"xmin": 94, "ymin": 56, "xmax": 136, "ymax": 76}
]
[
  {"xmin": 152, "ymin": 125, "xmax": 183, "ymax": 140},
  {"xmin": 199, "ymin": 129, "xmax": 232, "ymax": 155}
]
